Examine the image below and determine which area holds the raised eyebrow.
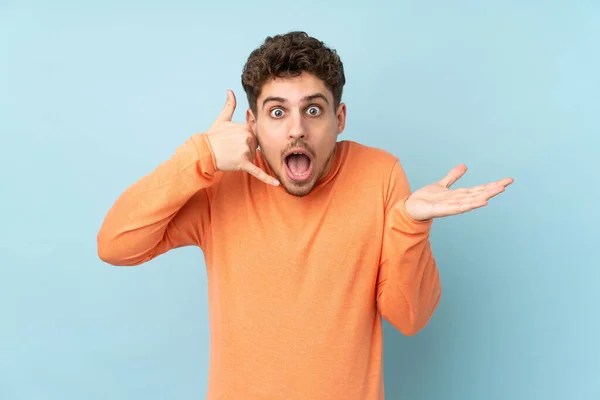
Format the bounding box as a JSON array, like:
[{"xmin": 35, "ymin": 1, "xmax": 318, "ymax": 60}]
[
  {"xmin": 262, "ymin": 93, "xmax": 329, "ymax": 110},
  {"xmin": 303, "ymin": 93, "xmax": 329, "ymax": 105},
  {"xmin": 262, "ymin": 96, "xmax": 287, "ymax": 110}
]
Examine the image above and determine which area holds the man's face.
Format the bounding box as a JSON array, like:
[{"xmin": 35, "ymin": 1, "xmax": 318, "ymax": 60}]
[{"xmin": 246, "ymin": 72, "xmax": 346, "ymax": 197}]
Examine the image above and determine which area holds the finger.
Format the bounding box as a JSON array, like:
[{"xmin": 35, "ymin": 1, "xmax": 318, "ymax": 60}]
[
  {"xmin": 242, "ymin": 135, "xmax": 259, "ymax": 164},
  {"xmin": 451, "ymin": 198, "xmax": 488, "ymax": 215},
  {"xmin": 470, "ymin": 184, "xmax": 506, "ymax": 202},
  {"xmin": 216, "ymin": 90, "xmax": 237, "ymax": 122},
  {"xmin": 498, "ymin": 177, "xmax": 514, "ymax": 187},
  {"xmin": 479, "ymin": 178, "xmax": 514, "ymax": 195},
  {"xmin": 443, "ymin": 181, "xmax": 503, "ymax": 200},
  {"xmin": 432, "ymin": 198, "xmax": 488, "ymax": 217},
  {"xmin": 461, "ymin": 177, "xmax": 515, "ymax": 195},
  {"xmin": 242, "ymin": 161, "xmax": 280, "ymax": 186},
  {"xmin": 247, "ymin": 133, "xmax": 258, "ymax": 153},
  {"xmin": 480, "ymin": 178, "xmax": 514, "ymax": 190},
  {"xmin": 440, "ymin": 164, "xmax": 467, "ymax": 188},
  {"xmin": 457, "ymin": 199, "xmax": 489, "ymax": 214},
  {"xmin": 463, "ymin": 182, "xmax": 499, "ymax": 196}
]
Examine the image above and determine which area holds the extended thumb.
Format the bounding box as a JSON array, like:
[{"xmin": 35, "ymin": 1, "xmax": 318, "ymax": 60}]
[{"xmin": 216, "ymin": 90, "xmax": 236, "ymax": 121}]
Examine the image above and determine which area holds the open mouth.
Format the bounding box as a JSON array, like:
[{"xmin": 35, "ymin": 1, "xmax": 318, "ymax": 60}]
[{"xmin": 284, "ymin": 149, "xmax": 313, "ymax": 183}]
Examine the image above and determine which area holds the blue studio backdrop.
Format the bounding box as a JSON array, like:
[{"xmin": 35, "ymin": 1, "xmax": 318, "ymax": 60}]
[{"xmin": 1, "ymin": 1, "xmax": 598, "ymax": 399}]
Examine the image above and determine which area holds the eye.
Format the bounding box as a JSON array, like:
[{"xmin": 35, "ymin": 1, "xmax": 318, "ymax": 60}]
[
  {"xmin": 306, "ymin": 106, "xmax": 321, "ymax": 116},
  {"xmin": 270, "ymin": 108, "xmax": 285, "ymax": 118}
]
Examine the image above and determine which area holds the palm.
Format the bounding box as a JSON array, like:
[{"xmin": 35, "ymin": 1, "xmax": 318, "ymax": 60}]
[{"xmin": 405, "ymin": 164, "xmax": 514, "ymax": 221}]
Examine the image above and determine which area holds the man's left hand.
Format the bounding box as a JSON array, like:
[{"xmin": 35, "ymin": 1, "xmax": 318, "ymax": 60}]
[{"xmin": 405, "ymin": 164, "xmax": 514, "ymax": 221}]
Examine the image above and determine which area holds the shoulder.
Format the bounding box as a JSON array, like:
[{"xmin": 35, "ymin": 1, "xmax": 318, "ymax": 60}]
[
  {"xmin": 337, "ymin": 140, "xmax": 411, "ymax": 198},
  {"xmin": 339, "ymin": 140, "xmax": 401, "ymax": 173}
]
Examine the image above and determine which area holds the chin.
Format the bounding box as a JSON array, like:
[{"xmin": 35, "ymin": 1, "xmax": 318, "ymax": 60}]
[{"xmin": 281, "ymin": 179, "xmax": 317, "ymax": 197}]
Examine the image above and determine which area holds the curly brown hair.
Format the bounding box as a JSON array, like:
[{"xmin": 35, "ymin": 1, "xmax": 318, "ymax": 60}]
[{"xmin": 241, "ymin": 31, "xmax": 346, "ymax": 115}]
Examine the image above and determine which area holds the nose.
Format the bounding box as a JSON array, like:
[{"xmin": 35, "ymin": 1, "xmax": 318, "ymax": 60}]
[{"xmin": 288, "ymin": 112, "xmax": 306, "ymax": 140}]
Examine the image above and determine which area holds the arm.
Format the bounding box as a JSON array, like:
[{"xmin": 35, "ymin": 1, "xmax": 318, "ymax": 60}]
[
  {"xmin": 376, "ymin": 159, "xmax": 442, "ymax": 335},
  {"xmin": 97, "ymin": 90, "xmax": 283, "ymax": 266},
  {"xmin": 97, "ymin": 133, "xmax": 219, "ymax": 266}
]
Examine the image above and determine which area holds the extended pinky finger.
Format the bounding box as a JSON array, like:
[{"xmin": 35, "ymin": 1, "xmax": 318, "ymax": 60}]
[
  {"xmin": 482, "ymin": 184, "xmax": 506, "ymax": 201},
  {"xmin": 243, "ymin": 163, "xmax": 280, "ymax": 186},
  {"xmin": 457, "ymin": 199, "xmax": 488, "ymax": 214}
]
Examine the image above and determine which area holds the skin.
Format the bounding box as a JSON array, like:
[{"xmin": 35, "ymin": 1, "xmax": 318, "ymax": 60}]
[
  {"xmin": 207, "ymin": 71, "xmax": 514, "ymax": 219},
  {"xmin": 405, "ymin": 164, "xmax": 514, "ymax": 221},
  {"xmin": 246, "ymin": 72, "xmax": 346, "ymax": 197}
]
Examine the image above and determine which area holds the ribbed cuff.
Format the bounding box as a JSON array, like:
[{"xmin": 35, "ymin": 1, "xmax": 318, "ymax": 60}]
[
  {"xmin": 397, "ymin": 196, "xmax": 433, "ymax": 233},
  {"xmin": 191, "ymin": 133, "xmax": 218, "ymax": 176}
]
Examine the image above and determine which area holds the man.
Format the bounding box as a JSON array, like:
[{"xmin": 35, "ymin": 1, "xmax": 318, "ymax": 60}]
[{"xmin": 97, "ymin": 31, "xmax": 513, "ymax": 399}]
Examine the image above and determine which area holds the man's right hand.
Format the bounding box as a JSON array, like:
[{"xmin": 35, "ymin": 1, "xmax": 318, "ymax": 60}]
[{"xmin": 205, "ymin": 90, "xmax": 280, "ymax": 186}]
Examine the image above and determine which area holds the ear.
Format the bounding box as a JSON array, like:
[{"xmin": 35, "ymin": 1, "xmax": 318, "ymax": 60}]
[
  {"xmin": 246, "ymin": 108, "xmax": 257, "ymax": 135},
  {"xmin": 335, "ymin": 102, "xmax": 347, "ymax": 135}
]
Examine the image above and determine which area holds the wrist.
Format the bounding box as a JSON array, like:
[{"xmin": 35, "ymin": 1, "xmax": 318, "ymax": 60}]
[{"xmin": 404, "ymin": 196, "xmax": 432, "ymax": 223}]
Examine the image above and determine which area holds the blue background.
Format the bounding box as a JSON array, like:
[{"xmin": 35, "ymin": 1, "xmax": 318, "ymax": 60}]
[{"xmin": 1, "ymin": 1, "xmax": 598, "ymax": 399}]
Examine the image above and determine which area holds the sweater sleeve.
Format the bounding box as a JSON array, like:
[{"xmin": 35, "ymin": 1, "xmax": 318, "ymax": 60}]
[
  {"xmin": 97, "ymin": 133, "xmax": 219, "ymax": 266},
  {"xmin": 376, "ymin": 159, "xmax": 442, "ymax": 335}
]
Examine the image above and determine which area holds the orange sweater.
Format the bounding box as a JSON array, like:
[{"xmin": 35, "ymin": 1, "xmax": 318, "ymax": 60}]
[{"xmin": 97, "ymin": 133, "xmax": 442, "ymax": 399}]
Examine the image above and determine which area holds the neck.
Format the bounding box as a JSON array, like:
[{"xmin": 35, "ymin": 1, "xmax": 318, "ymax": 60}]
[{"xmin": 317, "ymin": 144, "xmax": 337, "ymax": 183}]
